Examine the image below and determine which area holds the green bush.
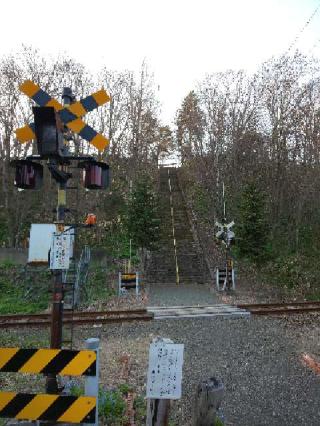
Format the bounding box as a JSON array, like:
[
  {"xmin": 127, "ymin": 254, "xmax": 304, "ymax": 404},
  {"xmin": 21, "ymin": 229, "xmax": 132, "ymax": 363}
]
[
  {"xmin": 118, "ymin": 383, "xmax": 133, "ymax": 394},
  {"xmin": 237, "ymin": 181, "xmax": 269, "ymax": 264},
  {"xmin": 0, "ymin": 259, "xmax": 16, "ymax": 269},
  {"xmin": 81, "ymin": 267, "xmax": 115, "ymax": 306},
  {"xmin": 102, "ymin": 389, "xmax": 127, "ymax": 424},
  {"xmin": 266, "ymin": 254, "xmax": 318, "ymax": 289},
  {"xmin": 133, "ymin": 395, "xmax": 146, "ymax": 423},
  {"xmin": 0, "ymin": 264, "xmax": 49, "ymax": 314},
  {"xmin": 215, "ymin": 418, "xmax": 225, "ymax": 426},
  {"xmin": 189, "ymin": 183, "xmax": 211, "ymax": 223},
  {"xmin": 69, "ymin": 382, "xmax": 146, "ymax": 424},
  {"xmin": 125, "ymin": 175, "xmax": 160, "ymax": 252},
  {"xmin": 69, "ymin": 384, "xmax": 133, "ymax": 424}
]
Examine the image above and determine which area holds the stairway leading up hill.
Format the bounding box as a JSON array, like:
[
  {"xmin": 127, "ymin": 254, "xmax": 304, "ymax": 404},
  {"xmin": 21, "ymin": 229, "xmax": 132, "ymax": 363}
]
[{"xmin": 147, "ymin": 167, "xmax": 206, "ymax": 284}]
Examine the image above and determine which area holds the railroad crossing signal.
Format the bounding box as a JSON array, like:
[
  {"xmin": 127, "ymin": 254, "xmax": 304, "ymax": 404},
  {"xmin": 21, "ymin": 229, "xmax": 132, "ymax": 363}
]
[
  {"xmin": 215, "ymin": 222, "xmax": 224, "ymax": 239},
  {"xmin": 15, "ymin": 80, "xmax": 110, "ymax": 151},
  {"xmin": 215, "ymin": 220, "xmax": 235, "ymax": 245}
]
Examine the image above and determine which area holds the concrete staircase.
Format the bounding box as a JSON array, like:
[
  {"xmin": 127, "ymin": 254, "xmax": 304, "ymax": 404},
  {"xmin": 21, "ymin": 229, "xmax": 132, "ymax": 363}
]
[{"xmin": 147, "ymin": 167, "xmax": 206, "ymax": 284}]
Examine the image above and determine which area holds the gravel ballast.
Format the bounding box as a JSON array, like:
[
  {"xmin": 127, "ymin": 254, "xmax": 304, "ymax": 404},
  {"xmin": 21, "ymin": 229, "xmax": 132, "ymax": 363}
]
[
  {"xmin": 77, "ymin": 311, "xmax": 320, "ymax": 426},
  {"xmin": 2, "ymin": 283, "xmax": 320, "ymax": 425}
]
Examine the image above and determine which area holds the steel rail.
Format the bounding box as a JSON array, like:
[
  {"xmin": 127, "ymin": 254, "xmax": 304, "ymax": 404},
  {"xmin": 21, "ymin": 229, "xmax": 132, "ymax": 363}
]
[
  {"xmin": 3, "ymin": 302, "xmax": 320, "ymax": 326},
  {"xmin": 237, "ymin": 301, "xmax": 320, "ymax": 315},
  {"xmin": 0, "ymin": 309, "xmax": 153, "ymax": 328},
  {"xmin": 237, "ymin": 301, "xmax": 320, "ymax": 308},
  {"xmin": 0, "ymin": 315, "xmax": 153, "ymax": 328},
  {"xmin": 0, "ymin": 308, "xmax": 148, "ymax": 322}
]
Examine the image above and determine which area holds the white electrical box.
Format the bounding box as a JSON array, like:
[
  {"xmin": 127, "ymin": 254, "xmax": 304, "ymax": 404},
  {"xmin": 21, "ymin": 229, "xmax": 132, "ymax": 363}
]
[
  {"xmin": 28, "ymin": 224, "xmax": 56, "ymax": 264},
  {"xmin": 28, "ymin": 224, "xmax": 74, "ymax": 265}
]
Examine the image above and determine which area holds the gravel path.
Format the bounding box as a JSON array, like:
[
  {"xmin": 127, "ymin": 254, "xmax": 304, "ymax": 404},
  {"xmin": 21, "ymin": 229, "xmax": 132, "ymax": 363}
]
[
  {"xmin": 78, "ymin": 314, "xmax": 320, "ymax": 425},
  {"xmin": 75, "ymin": 282, "xmax": 320, "ymax": 426}
]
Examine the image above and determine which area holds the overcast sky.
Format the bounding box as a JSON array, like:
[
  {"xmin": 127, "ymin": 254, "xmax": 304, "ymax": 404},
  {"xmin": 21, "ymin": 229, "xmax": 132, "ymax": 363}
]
[{"xmin": 2, "ymin": 0, "xmax": 320, "ymax": 123}]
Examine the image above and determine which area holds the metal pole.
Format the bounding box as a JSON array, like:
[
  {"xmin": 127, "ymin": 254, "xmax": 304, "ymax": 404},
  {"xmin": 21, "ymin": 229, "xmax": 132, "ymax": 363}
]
[
  {"xmin": 222, "ymin": 182, "xmax": 226, "ymax": 222},
  {"xmin": 129, "ymin": 238, "xmax": 132, "ymax": 273},
  {"xmin": 136, "ymin": 271, "xmax": 139, "ymax": 297},
  {"xmin": 222, "ymin": 182, "xmax": 230, "ymax": 291},
  {"xmin": 85, "ymin": 338, "xmax": 100, "ymax": 426},
  {"xmin": 46, "ymin": 88, "xmax": 73, "ymax": 394},
  {"xmin": 225, "ymin": 244, "xmax": 230, "ymax": 291}
]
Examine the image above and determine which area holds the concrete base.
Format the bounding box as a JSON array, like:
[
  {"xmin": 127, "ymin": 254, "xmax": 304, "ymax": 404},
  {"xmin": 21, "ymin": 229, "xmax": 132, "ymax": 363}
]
[{"xmin": 8, "ymin": 422, "xmax": 36, "ymax": 426}]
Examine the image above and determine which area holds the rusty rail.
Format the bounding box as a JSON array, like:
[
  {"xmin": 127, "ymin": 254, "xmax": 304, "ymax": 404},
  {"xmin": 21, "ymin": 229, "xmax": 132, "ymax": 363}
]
[
  {"xmin": 238, "ymin": 301, "xmax": 320, "ymax": 315},
  {"xmin": 0, "ymin": 309, "xmax": 153, "ymax": 328}
]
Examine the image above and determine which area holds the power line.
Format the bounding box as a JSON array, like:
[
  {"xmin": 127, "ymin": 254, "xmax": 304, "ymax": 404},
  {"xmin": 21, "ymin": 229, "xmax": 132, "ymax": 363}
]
[
  {"xmin": 284, "ymin": 1, "xmax": 320, "ymax": 55},
  {"xmin": 307, "ymin": 37, "xmax": 320, "ymax": 55}
]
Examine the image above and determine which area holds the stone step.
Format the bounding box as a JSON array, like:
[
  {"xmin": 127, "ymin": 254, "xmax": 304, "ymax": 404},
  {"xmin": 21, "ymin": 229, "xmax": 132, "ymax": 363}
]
[
  {"xmin": 146, "ymin": 168, "xmax": 208, "ymax": 285},
  {"xmin": 148, "ymin": 277, "xmax": 204, "ymax": 282}
]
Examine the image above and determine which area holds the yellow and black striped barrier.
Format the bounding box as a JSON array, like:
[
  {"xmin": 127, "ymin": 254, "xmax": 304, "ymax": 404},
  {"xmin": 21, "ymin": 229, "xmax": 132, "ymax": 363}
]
[
  {"xmin": 0, "ymin": 393, "xmax": 96, "ymax": 423},
  {"xmin": 122, "ymin": 273, "xmax": 137, "ymax": 283},
  {"xmin": 0, "ymin": 347, "xmax": 98, "ymax": 423},
  {"xmin": 0, "ymin": 348, "xmax": 96, "ymax": 376},
  {"xmin": 119, "ymin": 271, "xmax": 140, "ymax": 296}
]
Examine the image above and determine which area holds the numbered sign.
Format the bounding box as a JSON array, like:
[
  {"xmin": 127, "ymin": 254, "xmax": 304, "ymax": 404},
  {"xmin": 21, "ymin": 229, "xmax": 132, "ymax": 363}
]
[{"xmin": 147, "ymin": 340, "xmax": 184, "ymax": 399}]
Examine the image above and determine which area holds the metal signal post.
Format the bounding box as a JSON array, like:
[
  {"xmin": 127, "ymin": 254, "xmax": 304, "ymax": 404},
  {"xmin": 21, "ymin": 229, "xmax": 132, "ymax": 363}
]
[
  {"xmin": 215, "ymin": 183, "xmax": 235, "ymax": 292},
  {"xmin": 47, "ymin": 88, "xmax": 73, "ymax": 393},
  {"xmin": 11, "ymin": 80, "xmax": 111, "ymax": 395}
]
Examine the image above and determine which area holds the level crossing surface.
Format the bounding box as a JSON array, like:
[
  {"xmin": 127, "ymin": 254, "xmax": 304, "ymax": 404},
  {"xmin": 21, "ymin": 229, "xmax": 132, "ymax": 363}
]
[{"xmin": 147, "ymin": 283, "xmax": 248, "ymax": 318}]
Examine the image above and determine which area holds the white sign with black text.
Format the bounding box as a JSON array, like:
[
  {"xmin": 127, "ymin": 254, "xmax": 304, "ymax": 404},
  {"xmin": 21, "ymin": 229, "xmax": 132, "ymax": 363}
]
[
  {"xmin": 146, "ymin": 339, "xmax": 184, "ymax": 400},
  {"xmin": 50, "ymin": 232, "xmax": 71, "ymax": 270}
]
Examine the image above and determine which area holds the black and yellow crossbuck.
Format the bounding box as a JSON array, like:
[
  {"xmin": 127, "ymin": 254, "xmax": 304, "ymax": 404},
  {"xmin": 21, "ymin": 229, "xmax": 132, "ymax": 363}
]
[
  {"xmin": 16, "ymin": 80, "xmax": 110, "ymax": 151},
  {"xmin": 0, "ymin": 347, "xmax": 97, "ymax": 423}
]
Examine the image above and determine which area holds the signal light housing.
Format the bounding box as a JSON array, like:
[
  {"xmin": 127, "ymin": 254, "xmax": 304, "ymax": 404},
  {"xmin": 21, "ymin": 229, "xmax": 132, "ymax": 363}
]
[
  {"xmin": 11, "ymin": 160, "xmax": 43, "ymax": 189},
  {"xmin": 33, "ymin": 106, "xmax": 66, "ymax": 158},
  {"xmin": 79, "ymin": 161, "xmax": 109, "ymax": 189}
]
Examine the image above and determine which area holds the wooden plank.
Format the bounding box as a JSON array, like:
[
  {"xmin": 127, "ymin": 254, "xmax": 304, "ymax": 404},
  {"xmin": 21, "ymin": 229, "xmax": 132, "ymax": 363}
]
[{"xmin": 194, "ymin": 378, "xmax": 224, "ymax": 426}]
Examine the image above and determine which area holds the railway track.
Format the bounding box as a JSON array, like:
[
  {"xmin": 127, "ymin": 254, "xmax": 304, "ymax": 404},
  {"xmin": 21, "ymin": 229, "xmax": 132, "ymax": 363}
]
[
  {"xmin": 2, "ymin": 301, "xmax": 320, "ymax": 327},
  {"xmin": 237, "ymin": 301, "xmax": 320, "ymax": 315},
  {"xmin": 0, "ymin": 309, "xmax": 153, "ymax": 328}
]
